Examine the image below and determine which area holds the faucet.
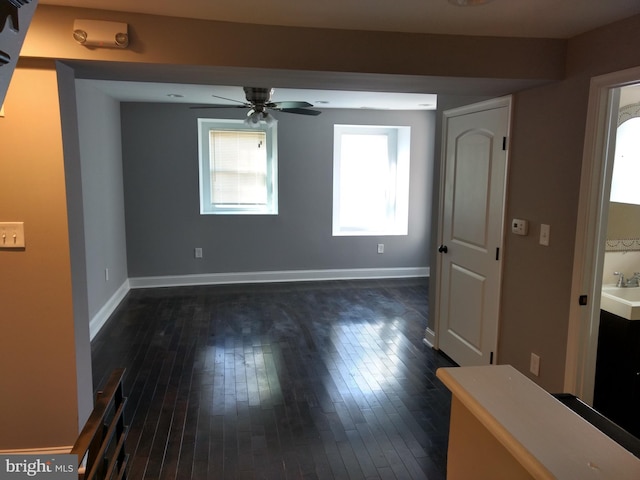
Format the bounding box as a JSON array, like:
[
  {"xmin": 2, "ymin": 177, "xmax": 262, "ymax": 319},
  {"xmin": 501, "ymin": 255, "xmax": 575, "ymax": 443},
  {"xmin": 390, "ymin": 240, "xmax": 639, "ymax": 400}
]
[
  {"xmin": 613, "ymin": 271, "xmax": 640, "ymax": 287},
  {"xmin": 626, "ymin": 272, "xmax": 640, "ymax": 287}
]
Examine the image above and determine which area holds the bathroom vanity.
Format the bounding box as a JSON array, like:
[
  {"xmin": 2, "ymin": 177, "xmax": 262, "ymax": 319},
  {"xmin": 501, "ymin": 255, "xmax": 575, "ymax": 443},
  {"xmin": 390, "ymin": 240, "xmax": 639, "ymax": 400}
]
[{"xmin": 594, "ymin": 287, "xmax": 640, "ymax": 437}]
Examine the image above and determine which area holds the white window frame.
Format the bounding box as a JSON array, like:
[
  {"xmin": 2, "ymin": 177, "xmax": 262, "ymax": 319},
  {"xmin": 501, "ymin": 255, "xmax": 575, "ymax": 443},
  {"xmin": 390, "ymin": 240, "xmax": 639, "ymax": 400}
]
[
  {"xmin": 332, "ymin": 124, "xmax": 411, "ymax": 236},
  {"xmin": 198, "ymin": 118, "xmax": 278, "ymax": 215}
]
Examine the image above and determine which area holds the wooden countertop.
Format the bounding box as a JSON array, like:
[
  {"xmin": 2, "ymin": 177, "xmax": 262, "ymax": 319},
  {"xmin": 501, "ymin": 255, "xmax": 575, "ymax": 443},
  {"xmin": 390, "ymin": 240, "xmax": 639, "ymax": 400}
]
[{"xmin": 437, "ymin": 365, "xmax": 640, "ymax": 479}]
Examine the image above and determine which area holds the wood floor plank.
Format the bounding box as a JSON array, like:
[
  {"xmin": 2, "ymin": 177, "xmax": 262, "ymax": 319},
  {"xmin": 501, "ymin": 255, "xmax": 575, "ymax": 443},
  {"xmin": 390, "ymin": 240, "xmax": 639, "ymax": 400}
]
[{"xmin": 90, "ymin": 279, "xmax": 454, "ymax": 479}]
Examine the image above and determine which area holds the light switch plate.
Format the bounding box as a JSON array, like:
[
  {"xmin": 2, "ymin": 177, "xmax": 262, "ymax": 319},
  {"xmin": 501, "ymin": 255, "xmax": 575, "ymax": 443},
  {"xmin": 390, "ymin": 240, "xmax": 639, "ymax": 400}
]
[
  {"xmin": 530, "ymin": 353, "xmax": 540, "ymax": 376},
  {"xmin": 539, "ymin": 224, "xmax": 550, "ymax": 246},
  {"xmin": 0, "ymin": 222, "xmax": 25, "ymax": 248}
]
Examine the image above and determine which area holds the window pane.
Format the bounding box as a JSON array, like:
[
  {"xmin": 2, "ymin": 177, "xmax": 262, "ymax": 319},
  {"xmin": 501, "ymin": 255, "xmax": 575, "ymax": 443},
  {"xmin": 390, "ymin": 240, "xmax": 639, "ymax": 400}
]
[
  {"xmin": 339, "ymin": 134, "xmax": 390, "ymax": 230},
  {"xmin": 210, "ymin": 130, "xmax": 267, "ymax": 206},
  {"xmin": 332, "ymin": 125, "xmax": 410, "ymax": 236},
  {"xmin": 198, "ymin": 118, "xmax": 277, "ymax": 215},
  {"xmin": 611, "ymin": 117, "xmax": 640, "ymax": 204}
]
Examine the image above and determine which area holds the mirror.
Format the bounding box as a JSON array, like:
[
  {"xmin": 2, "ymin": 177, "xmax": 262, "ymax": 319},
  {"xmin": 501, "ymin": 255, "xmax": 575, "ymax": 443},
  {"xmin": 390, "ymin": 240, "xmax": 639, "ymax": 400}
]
[{"xmin": 606, "ymin": 102, "xmax": 640, "ymax": 251}]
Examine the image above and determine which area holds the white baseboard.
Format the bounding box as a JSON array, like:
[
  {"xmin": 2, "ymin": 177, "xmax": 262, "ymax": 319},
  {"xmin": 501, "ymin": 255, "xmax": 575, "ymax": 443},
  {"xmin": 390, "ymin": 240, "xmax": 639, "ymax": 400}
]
[
  {"xmin": 89, "ymin": 268, "xmax": 428, "ymax": 339},
  {"xmin": 129, "ymin": 267, "xmax": 429, "ymax": 289},
  {"xmin": 89, "ymin": 280, "xmax": 130, "ymax": 340},
  {"xmin": 423, "ymin": 327, "xmax": 436, "ymax": 348},
  {"xmin": 0, "ymin": 446, "xmax": 73, "ymax": 455}
]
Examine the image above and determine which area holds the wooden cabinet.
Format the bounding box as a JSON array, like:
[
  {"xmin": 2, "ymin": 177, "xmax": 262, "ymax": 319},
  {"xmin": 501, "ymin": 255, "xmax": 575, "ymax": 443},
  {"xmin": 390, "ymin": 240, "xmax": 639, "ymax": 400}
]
[{"xmin": 594, "ymin": 309, "xmax": 640, "ymax": 438}]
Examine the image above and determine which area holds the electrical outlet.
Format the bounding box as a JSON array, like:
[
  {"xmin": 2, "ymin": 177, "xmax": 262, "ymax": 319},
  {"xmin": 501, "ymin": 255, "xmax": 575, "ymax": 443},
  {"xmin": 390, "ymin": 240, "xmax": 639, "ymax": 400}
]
[
  {"xmin": 377, "ymin": 243, "xmax": 384, "ymax": 254},
  {"xmin": 530, "ymin": 353, "xmax": 540, "ymax": 377},
  {"xmin": 194, "ymin": 247, "xmax": 203, "ymax": 258}
]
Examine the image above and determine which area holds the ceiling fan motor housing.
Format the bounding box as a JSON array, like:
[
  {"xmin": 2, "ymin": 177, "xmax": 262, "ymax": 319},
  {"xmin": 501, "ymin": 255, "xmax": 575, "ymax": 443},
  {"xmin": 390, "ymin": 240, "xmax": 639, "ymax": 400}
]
[{"xmin": 244, "ymin": 87, "xmax": 273, "ymax": 107}]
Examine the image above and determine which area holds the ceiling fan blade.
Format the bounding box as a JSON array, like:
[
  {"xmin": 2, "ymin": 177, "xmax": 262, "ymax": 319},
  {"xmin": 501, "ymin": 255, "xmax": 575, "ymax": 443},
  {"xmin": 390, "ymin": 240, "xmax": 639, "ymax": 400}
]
[
  {"xmin": 211, "ymin": 94, "xmax": 249, "ymax": 105},
  {"xmin": 189, "ymin": 104, "xmax": 248, "ymax": 109},
  {"xmin": 269, "ymin": 101, "xmax": 314, "ymax": 109},
  {"xmin": 277, "ymin": 107, "xmax": 322, "ymax": 116},
  {"xmin": 190, "ymin": 88, "xmax": 321, "ymax": 117}
]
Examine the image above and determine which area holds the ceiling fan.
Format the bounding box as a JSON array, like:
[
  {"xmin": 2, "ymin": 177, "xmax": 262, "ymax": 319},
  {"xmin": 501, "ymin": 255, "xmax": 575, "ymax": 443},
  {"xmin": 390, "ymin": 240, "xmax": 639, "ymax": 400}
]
[{"xmin": 191, "ymin": 87, "xmax": 322, "ymax": 126}]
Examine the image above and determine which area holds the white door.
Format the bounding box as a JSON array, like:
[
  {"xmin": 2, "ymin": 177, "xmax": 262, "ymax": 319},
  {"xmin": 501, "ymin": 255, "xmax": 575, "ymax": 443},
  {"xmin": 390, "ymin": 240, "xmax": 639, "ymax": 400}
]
[{"xmin": 437, "ymin": 98, "xmax": 510, "ymax": 366}]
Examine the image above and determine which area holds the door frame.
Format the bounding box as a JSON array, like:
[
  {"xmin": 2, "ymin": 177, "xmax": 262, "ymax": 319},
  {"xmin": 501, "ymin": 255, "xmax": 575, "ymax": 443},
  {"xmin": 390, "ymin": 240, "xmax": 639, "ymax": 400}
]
[
  {"xmin": 565, "ymin": 65, "xmax": 640, "ymax": 403},
  {"xmin": 433, "ymin": 96, "xmax": 512, "ymax": 360}
]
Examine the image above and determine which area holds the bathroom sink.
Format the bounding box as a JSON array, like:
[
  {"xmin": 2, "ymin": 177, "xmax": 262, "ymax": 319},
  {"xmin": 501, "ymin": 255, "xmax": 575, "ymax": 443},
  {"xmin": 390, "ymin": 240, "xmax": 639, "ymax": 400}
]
[{"xmin": 601, "ymin": 285, "xmax": 640, "ymax": 320}]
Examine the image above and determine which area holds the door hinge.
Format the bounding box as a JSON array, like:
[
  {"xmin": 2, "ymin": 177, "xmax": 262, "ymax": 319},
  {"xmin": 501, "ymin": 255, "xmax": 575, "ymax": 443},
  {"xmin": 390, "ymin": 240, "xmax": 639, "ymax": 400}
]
[
  {"xmin": 490, "ymin": 352, "xmax": 494, "ymax": 364},
  {"xmin": 579, "ymin": 295, "xmax": 588, "ymax": 306},
  {"xmin": 502, "ymin": 136, "xmax": 507, "ymax": 151},
  {"xmin": 495, "ymin": 247, "xmax": 500, "ymax": 260}
]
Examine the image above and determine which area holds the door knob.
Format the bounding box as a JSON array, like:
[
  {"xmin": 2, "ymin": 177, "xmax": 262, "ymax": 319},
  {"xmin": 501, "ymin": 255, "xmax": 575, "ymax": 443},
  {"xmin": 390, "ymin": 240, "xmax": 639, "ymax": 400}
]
[{"xmin": 438, "ymin": 244, "xmax": 448, "ymax": 253}]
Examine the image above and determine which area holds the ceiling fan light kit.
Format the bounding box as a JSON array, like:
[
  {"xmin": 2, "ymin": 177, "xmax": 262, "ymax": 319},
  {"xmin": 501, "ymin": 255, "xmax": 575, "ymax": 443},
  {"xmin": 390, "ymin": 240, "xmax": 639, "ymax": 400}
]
[{"xmin": 245, "ymin": 110, "xmax": 275, "ymax": 128}]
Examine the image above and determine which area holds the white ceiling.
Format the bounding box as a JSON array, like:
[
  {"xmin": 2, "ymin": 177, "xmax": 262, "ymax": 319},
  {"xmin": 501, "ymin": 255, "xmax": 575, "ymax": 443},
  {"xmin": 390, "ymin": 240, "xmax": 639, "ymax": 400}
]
[
  {"xmin": 40, "ymin": 0, "xmax": 640, "ymax": 39},
  {"xmin": 43, "ymin": 0, "xmax": 640, "ymax": 109},
  {"xmin": 85, "ymin": 81, "xmax": 439, "ymax": 110}
]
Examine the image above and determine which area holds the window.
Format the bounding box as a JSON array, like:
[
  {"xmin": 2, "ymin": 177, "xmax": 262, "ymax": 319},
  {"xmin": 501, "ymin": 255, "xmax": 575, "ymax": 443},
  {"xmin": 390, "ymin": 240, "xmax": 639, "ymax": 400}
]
[
  {"xmin": 611, "ymin": 115, "xmax": 640, "ymax": 205},
  {"xmin": 333, "ymin": 125, "xmax": 410, "ymax": 236},
  {"xmin": 198, "ymin": 118, "xmax": 278, "ymax": 215}
]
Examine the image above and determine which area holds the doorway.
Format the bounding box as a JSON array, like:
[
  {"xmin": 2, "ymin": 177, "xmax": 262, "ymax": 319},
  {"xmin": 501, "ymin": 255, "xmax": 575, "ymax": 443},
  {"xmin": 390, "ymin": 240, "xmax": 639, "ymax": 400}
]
[{"xmin": 567, "ymin": 65, "xmax": 640, "ymax": 405}]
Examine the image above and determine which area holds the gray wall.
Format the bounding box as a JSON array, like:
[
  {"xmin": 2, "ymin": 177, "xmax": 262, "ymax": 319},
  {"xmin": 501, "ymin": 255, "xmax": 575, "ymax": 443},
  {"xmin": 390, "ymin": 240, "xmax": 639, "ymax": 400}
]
[
  {"xmin": 497, "ymin": 15, "xmax": 640, "ymax": 392},
  {"xmin": 76, "ymin": 80, "xmax": 129, "ymax": 318},
  {"xmin": 121, "ymin": 104, "xmax": 434, "ymax": 277}
]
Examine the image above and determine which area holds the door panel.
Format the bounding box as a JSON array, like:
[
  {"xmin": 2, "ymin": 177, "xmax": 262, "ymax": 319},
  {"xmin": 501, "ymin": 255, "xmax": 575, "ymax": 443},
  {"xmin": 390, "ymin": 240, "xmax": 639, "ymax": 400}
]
[
  {"xmin": 448, "ymin": 264, "xmax": 485, "ymax": 354},
  {"xmin": 438, "ymin": 99, "xmax": 510, "ymax": 366},
  {"xmin": 452, "ymin": 132, "xmax": 491, "ymax": 249}
]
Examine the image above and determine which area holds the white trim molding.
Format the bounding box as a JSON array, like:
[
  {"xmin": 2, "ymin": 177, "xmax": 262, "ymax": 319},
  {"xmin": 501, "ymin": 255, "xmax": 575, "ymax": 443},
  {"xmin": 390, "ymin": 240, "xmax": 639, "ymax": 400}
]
[
  {"xmin": 129, "ymin": 267, "xmax": 429, "ymax": 289},
  {"xmin": 89, "ymin": 268, "xmax": 429, "ymax": 340},
  {"xmin": 89, "ymin": 280, "xmax": 130, "ymax": 340},
  {"xmin": 423, "ymin": 327, "xmax": 436, "ymax": 348},
  {"xmin": 566, "ymin": 65, "xmax": 640, "ymax": 403}
]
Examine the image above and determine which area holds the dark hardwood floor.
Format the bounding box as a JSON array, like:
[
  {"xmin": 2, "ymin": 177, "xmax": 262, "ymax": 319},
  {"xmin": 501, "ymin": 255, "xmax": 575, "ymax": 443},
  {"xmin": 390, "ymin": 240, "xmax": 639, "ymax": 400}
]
[{"xmin": 91, "ymin": 278, "xmax": 455, "ymax": 479}]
